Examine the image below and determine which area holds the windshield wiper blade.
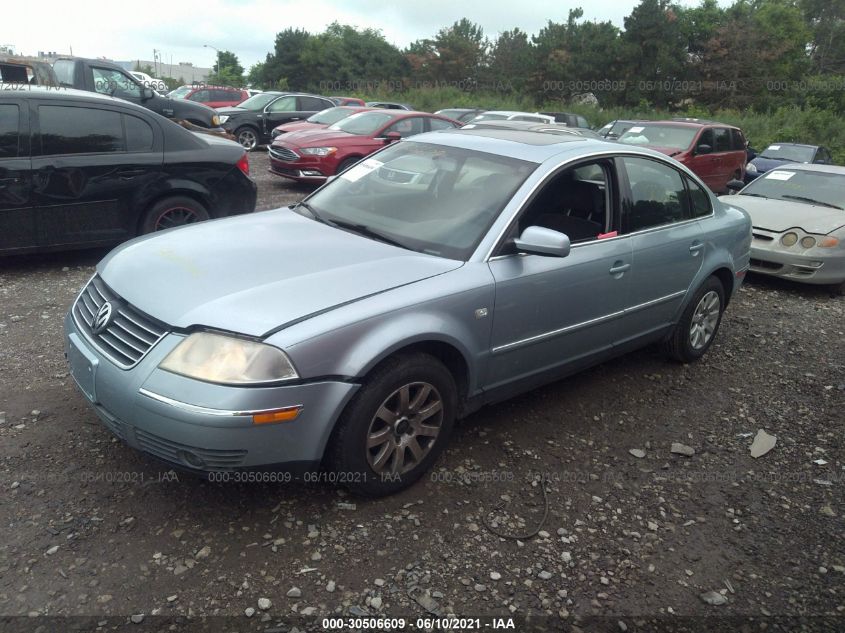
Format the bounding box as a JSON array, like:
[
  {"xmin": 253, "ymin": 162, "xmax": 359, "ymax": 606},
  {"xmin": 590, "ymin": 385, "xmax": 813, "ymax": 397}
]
[
  {"xmin": 780, "ymin": 195, "xmax": 842, "ymax": 210},
  {"xmin": 330, "ymin": 220, "xmax": 408, "ymax": 249},
  {"xmin": 295, "ymin": 200, "xmax": 333, "ymax": 225},
  {"xmin": 740, "ymin": 192, "xmax": 768, "ymax": 198}
]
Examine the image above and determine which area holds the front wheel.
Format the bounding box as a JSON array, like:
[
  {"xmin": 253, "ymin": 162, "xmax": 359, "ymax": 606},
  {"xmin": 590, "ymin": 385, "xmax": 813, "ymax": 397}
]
[
  {"xmin": 327, "ymin": 353, "xmax": 457, "ymax": 496},
  {"xmin": 831, "ymin": 280, "xmax": 845, "ymax": 297},
  {"xmin": 663, "ymin": 276, "xmax": 725, "ymax": 363},
  {"xmin": 140, "ymin": 196, "xmax": 210, "ymax": 234},
  {"xmin": 235, "ymin": 126, "xmax": 259, "ymax": 151}
]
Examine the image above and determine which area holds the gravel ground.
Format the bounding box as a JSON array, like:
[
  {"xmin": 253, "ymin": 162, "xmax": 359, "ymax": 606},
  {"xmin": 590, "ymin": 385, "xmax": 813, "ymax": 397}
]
[{"xmin": 1, "ymin": 153, "xmax": 843, "ymax": 630}]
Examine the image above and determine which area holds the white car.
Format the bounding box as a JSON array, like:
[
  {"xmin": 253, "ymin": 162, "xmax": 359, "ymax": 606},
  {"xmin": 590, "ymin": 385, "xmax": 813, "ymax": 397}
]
[
  {"xmin": 130, "ymin": 71, "xmax": 166, "ymax": 93},
  {"xmin": 468, "ymin": 110, "xmax": 555, "ymax": 124}
]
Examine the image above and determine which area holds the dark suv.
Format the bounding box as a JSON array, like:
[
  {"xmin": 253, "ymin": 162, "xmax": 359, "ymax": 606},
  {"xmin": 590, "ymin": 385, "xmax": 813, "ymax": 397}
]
[
  {"xmin": 217, "ymin": 92, "xmax": 336, "ymax": 150},
  {"xmin": 0, "ymin": 87, "xmax": 256, "ymax": 255}
]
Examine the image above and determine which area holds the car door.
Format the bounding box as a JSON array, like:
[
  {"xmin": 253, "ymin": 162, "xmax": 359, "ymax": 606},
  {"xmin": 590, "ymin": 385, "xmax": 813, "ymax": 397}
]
[
  {"xmin": 711, "ymin": 126, "xmax": 735, "ymax": 190},
  {"xmin": 485, "ymin": 159, "xmax": 632, "ymax": 390},
  {"xmin": 0, "ymin": 100, "xmax": 35, "ymax": 252},
  {"xmin": 261, "ymin": 95, "xmax": 299, "ymax": 137},
  {"xmin": 615, "ymin": 156, "xmax": 705, "ymax": 347},
  {"xmin": 31, "ymin": 101, "xmax": 163, "ymax": 248},
  {"xmin": 684, "ymin": 128, "xmax": 719, "ymax": 191},
  {"xmin": 90, "ymin": 66, "xmax": 144, "ymax": 106}
]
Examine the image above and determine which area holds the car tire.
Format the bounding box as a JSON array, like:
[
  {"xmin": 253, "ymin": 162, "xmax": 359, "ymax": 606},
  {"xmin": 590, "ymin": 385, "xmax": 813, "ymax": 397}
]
[
  {"xmin": 140, "ymin": 196, "xmax": 210, "ymax": 234},
  {"xmin": 336, "ymin": 157, "xmax": 361, "ymax": 174},
  {"xmin": 327, "ymin": 353, "xmax": 457, "ymax": 497},
  {"xmin": 831, "ymin": 280, "xmax": 845, "ymax": 297},
  {"xmin": 235, "ymin": 126, "xmax": 260, "ymax": 151},
  {"xmin": 663, "ymin": 276, "xmax": 726, "ymax": 363}
]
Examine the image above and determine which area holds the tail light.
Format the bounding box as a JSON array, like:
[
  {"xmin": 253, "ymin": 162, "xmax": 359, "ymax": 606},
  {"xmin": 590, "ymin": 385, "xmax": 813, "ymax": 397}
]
[{"xmin": 236, "ymin": 153, "xmax": 250, "ymax": 176}]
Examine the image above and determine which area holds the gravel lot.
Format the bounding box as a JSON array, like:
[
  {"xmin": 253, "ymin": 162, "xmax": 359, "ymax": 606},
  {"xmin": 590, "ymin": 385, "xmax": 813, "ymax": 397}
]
[{"xmin": 1, "ymin": 151, "xmax": 843, "ymax": 630}]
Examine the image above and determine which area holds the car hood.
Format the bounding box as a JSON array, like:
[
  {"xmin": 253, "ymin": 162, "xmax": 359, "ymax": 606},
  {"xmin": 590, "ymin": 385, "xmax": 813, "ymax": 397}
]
[
  {"xmin": 98, "ymin": 211, "xmax": 462, "ymax": 337},
  {"xmin": 274, "ymin": 121, "xmax": 324, "ymax": 134},
  {"xmin": 217, "ymin": 106, "xmax": 252, "ymax": 116},
  {"xmin": 721, "ymin": 195, "xmax": 845, "ymax": 234},
  {"xmin": 750, "ymin": 156, "xmax": 800, "ymax": 173},
  {"xmin": 276, "ymin": 129, "xmax": 369, "ymax": 147}
]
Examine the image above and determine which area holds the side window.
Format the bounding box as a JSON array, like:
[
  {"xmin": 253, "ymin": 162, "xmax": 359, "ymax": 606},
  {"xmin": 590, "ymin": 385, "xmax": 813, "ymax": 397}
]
[
  {"xmin": 713, "ymin": 127, "xmax": 731, "ymax": 153},
  {"xmin": 697, "ymin": 128, "xmax": 714, "ymax": 151},
  {"xmin": 730, "ymin": 129, "xmax": 746, "ymax": 151},
  {"xmin": 52, "ymin": 59, "xmax": 75, "ymax": 86},
  {"xmin": 577, "ymin": 116, "xmax": 589, "ymax": 128},
  {"xmin": 815, "ymin": 148, "xmax": 831, "ymax": 164},
  {"xmin": 124, "ymin": 114, "xmax": 154, "ymax": 152},
  {"xmin": 39, "ymin": 105, "xmax": 124, "ymax": 155},
  {"xmin": 267, "ymin": 96, "xmax": 296, "ymax": 112},
  {"xmin": 189, "ymin": 90, "xmax": 210, "ymax": 102},
  {"xmin": 92, "ymin": 67, "xmax": 141, "ymax": 100},
  {"xmin": 685, "ymin": 176, "xmax": 712, "ymax": 218},
  {"xmin": 214, "ymin": 89, "xmax": 233, "ymax": 101},
  {"xmin": 318, "ymin": 98, "xmax": 336, "ymax": 110},
  {"xmin": 515, "ymin": 160, "xmax": 612, "ymax": 244},
  {"xmin": 385, "ymin": 116, "xmax": 425, "ymax": 138},
  {"xmin": 622, "ymin": 156, "xmax": 686, "ymax": 233},
  {"xmin": 0, "ymin": 104, "xmax": 20, "ymax": 158},
  {"xmin": 299, "ymin": 96, "xmax": 327, "ymax": 111},
  {"xmin": 429, "ymin": 118, "xmax": 458, "ymax": 131}
]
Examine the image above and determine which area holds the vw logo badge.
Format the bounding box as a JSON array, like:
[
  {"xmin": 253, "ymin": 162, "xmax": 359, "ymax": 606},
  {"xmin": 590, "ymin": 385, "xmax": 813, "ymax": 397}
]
[{"xmin": 92, "ymin": 301, "xmax": 114, "ymax": 335}]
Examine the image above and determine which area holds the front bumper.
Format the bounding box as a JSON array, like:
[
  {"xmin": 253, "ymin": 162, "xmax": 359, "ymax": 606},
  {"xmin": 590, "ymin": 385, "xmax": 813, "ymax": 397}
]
[
  {"xmin": 267, "ymin": 145, "xmax": 331, "ymax": 182},
  {"xmin": 64, "ymin": 312, "xmax": 358, "ymax": 473},
  {"xmin": 749, "ymin": 238, "xmax": 845, "ymax": 285}
]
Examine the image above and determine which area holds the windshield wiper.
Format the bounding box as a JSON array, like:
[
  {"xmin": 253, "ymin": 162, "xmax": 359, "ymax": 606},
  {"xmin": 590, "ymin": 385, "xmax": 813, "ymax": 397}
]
[
  {"xmin": 740, "ymin": 192, "xmax": 768, "ymax": 198},
  {"xmin": 329, "ymin": 220, "xmax": 408, "ymax": 249},
  {"xmin": 295, "ymin": 200, "xmax": 334, "ymax": 225},
  {"xmin": 780, "ymin": 195, "xmax": 842, "ymax": 210}
]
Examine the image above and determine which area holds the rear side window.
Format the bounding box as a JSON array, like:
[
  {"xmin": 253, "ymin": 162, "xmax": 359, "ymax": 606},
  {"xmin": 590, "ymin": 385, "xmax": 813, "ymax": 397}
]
[
  {"xmin": 213, "ymin": 89, "xmax": 233, "ymax": 101},
  {"xmin": 685, "ymin": 176, "xmax": 712, "ymax": 218},
  {"xmin": 299, "ymin": 96, "xmax": 330, "ymax": 111},
  {"xmin": 39, "ymin": 105, "xmax": 124, "ymax": 155},
  {"xmin": 730, "ymin": 129, "xmax": 746, "ymax": 151},
  {"xmin": 622, "ymin": 156, "xmax": 686, "ymax": 232},
  {"xmin": 0, "ymin": 105, "xmax": 20, "ymax": 157},
  {"xmin": 190, "ymin": 90, "xmax": 210, "ymax": 102},
  {"xmin": 124, "ymin": 114, "xmax": 153, "ymax": 152},
  {"xmin": 577, "ymin": 116, "xmax": 589, "ymax": 128},
  {"xmin": 429, "ymin": 118, "xmax": 458, "ymax": 131},
  {"xmin": 52, "ymin": 59, "xmax": 75, "ymax": 86},
  {"xmin": 713, "ymin": 127, "xmax": 731, "ymax": 152}
]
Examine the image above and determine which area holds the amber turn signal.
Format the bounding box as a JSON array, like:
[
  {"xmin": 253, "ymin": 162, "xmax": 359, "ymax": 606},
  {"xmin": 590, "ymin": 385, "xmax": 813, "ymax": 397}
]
[{"xmin": 252, "ymin": 406, "xmax": 303, "ymax": 425}]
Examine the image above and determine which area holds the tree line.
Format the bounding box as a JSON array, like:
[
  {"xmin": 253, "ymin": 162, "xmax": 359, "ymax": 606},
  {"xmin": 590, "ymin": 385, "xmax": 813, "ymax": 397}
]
[{"xmin": 209, "ymin": 0, "xmax": 845, "ymax": 113}]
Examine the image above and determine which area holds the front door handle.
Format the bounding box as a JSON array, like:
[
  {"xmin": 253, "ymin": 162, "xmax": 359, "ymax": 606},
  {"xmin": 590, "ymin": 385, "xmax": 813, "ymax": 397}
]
[
  {"xmin": 117, "ymin": 169, "xmax": 146, "ymax": 179},
  {"xmin": 609, "ymin": 261, "xmax": 631, "ymax": 276}
]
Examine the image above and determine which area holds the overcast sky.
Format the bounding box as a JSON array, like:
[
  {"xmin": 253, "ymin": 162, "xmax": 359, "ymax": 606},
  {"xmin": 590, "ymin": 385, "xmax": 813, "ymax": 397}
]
[{"xmin": 7, "ymin": 0, "xmax": 710, "ymax": 69}]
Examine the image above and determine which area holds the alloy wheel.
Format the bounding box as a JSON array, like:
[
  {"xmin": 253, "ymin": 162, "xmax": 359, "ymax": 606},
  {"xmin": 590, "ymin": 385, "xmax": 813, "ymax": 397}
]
[
  {"xmin": 154, "ymin": 207, "xmax": 201, "ymax": 231},
  {"xmin": 238, "ymin": 129, "xmax": 258, "ymax": 150},
  {"xmin": 689, "ymin": 290, "xmax": 720, "ymax": 350}
]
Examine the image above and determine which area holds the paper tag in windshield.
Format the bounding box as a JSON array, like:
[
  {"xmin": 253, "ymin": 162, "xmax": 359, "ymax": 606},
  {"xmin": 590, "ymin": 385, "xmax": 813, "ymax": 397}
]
[
  {"xmin": 628, "ymin": 126, "xmax": 645, "ymax": 133},
  {"xmin": 769, "ymin": 145, "xmax": 781, "ymax": 150},
  {"xmin": 341, "ymin": 158, "xmax": 383, "ymax": 182},
  {"xmin": 766, "ymin": 171, "xmax": 794, "ymax": 180}
]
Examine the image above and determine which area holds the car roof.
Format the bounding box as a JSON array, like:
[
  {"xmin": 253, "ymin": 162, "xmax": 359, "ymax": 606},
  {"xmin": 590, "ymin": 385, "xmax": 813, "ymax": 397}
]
[
  {"xmin": 763, "ymin": 142, "xmax": 819, "ymax": 149},
  {"xmin": 764, "ymin": 163, "xmax": 845, "ymax": 176},
  {"xmin": 0, "ymin": 85, "xmax": 142, "ymax": 105},
  {"xmin": 645, "ymin": 119, "xmax": 740, "ymax": 130}
]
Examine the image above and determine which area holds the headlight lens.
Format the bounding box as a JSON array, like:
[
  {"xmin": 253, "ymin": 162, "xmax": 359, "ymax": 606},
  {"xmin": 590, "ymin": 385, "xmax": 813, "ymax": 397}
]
[
  {"xmin": 781, "ymin": 232, "xmax": 798, "ymax": 247},
  {"xmin": 159, "ymin": 332, "xmax": 298, "ymax": 385},
  {"xmin": 301, "ymin": 147, "xmax": 337, "ymax": 156},
  {"xmin": 800, "ymin": 236, "xmax": 816, "ymax": 249},
  {"xmin": 746, "ymin": 162, "xmax": 757, "ymax": 173},
  {"xmin": 218, "ymin": 115, "xmax": 229, "ymax": 124}
]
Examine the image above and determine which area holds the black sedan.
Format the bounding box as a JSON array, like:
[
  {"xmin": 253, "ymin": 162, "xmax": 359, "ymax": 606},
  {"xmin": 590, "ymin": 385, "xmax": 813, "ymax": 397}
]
[{"xmin": 0, "ymin": 88, "xmax": 256, "ymax": 255}]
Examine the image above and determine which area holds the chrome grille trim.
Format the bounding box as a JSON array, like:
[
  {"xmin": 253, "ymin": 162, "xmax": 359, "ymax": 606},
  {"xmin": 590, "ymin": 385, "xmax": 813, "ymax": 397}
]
[
  {"xmin": 268, "ymin": 146, "xmax": 298, "ymax": 162},
  {"xmin": 72, "ymin": 276, "xmax": 168, "ymax": 369}
]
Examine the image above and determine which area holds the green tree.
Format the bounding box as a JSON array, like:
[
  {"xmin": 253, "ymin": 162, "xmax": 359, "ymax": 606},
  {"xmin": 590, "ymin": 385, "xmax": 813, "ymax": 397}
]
[
  {"xmin": 207, "ymin": 50, "xmax": 245, "ymax": 87},
  {"xmin": 261, "ymin": 28, "xmax": 313, "ymax": 90},
  {"xmin": 484, "ymin": 28, "xmax": 533, "ymax": 92}
]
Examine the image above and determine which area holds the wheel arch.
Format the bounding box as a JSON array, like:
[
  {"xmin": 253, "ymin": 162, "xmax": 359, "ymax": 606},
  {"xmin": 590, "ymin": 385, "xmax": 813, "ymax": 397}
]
[{"xmin": 136, "ymin": 188, "xmax": 213, "ymax": 235}]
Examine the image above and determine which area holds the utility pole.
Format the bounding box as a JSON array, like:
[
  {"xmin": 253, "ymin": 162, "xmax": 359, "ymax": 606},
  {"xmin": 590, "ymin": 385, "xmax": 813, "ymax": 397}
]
[{"xmin": 203, "ymin": 44, "xmax": 221, "ymax": 85}]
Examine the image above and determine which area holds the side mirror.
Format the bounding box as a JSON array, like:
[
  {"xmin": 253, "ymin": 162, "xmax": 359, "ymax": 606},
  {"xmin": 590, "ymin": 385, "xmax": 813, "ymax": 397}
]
[
  {"xmin": 696, "ymin": 144, "xmax": 712, "ymax": 155},
  {"xmin": 513, "ymin": 226, "xmax": 571, "ymax": 257},
  {"xmin": 142, "ymin": 87, "xmax": 155, "ymax": 100},
  {"xmin": 726, "ymin": 179, "xmax": 745, "ymax": 192},
  {"xmin": 382, "ymin": 131, "xmax": 401, "ymax": 143}
]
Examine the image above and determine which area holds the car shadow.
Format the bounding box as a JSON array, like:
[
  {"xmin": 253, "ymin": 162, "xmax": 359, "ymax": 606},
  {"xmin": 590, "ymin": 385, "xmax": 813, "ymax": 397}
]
[
  {"xmin": 744, "ymin": 272, "xmax": 840, "ymax": 299},
  {"xmin": 0, "ymin": 248, "xmax": 109, "ymax": 273}
]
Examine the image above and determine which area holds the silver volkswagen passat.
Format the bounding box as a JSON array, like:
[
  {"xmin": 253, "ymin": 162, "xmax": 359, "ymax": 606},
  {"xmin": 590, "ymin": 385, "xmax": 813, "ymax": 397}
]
[{"xmin": 65, "ymin": 128, "xmax": 751, "ymax": 496}]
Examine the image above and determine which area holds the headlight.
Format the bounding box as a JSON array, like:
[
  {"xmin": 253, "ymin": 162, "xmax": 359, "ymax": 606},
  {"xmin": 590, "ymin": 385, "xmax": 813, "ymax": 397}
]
[
  {"xmin": 159, "ymin": 332, "xmax": 298, "ymax": 385},
  {"xmin": 819, "ymin": 236, "xmax": 840, "ymax": 248},
  {"xmin": 781, "ymin": 232, "xmax": 798, "ymax": 247},
  {"xmin": 211, "ymin": 114, "xmax": 220, "ymax": 126},
  {"xmin": 218, "ymin": 115, "xmax": 229, "ymax": 124},
  {"xmin": 301, "ymin": 147, "xmax": 337, "ymax": 156},
  {"xmin": 800, "ymin": 236, "xmax": 816, "ymax": 249},
  {"xmin": 746, "ymin": 162, "xmax": 757, "ymax": 173}
]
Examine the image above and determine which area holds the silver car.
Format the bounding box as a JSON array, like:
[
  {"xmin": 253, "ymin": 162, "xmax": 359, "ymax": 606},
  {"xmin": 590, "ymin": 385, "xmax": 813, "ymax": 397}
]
[
  {"xmin": 723, "ymin": 164, "xmax": 845, "ymax": 294},
  {"xmin": 64, "ymin": 128, "xmax": 751, "ymax": 496}
]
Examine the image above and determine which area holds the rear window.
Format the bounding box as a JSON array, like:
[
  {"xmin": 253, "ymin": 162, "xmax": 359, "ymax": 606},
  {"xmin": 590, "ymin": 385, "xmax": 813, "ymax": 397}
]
[
  {"xmin": 39, "ymin": 105, "xmax": 124, "ymax": 155},
  {"xmin": 0, "ymin": 104, "xmax": 20, "ymax": 157}
]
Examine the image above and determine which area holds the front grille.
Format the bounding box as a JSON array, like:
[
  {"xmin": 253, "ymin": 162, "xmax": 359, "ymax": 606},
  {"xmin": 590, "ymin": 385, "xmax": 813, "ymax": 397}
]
[
  {"xmin": 135, "ymin": 428, "xmax": 247, "ymax": 470},
  {"xmin": 72, "ymin": 276, "xmax": 167, "ymax": 369},
  {"xmin": 752, "ymin": 231, "xmax": 774, "ymax": 242},
  {"xmin": 268, "ymin": 146, "xmax": 298, "ymax": 162},
  {"xmin": 750, "ymin": 258, "xmax": 783, "ymax": 271}
]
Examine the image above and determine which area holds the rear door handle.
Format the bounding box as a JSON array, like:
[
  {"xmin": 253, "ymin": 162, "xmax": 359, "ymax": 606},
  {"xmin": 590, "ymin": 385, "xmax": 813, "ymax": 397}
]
[
  {"xmin": 689, "ymin": 242, "xmax": 704, "ymax": 255},
  {"xmin": 117, "ymin": 169, "xmax": 146, "ymax": 179},
  {"xmin": 609, "ymin": 261, "xmax": 631, "ymax": 275}
]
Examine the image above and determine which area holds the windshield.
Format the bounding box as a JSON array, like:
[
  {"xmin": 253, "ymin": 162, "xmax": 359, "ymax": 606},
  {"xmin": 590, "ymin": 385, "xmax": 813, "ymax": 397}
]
[
  {"xmin": 759, "ymin": 144, "xmax": 815, "ymax": 162},
  {"xmin": 618, "ymin": 125, "xmax": 698, "ymax": 150},
  {"xmin": 238, "ymin": 93, "xmax": 279, "ymax": 110},
  {"xmin": 740, "ymin": 169, "xmax": 845, "ymax": 210},
  {"xmin": 308, "ymin": 107, "xmax": 358, "ymax": 125},
  {"xmin": 298, "ymin": 141, "xmax": 537, "ymax": 259},
  {"xmin": 471, "ymin": 113, "xmax": 509, "ymax": 122},
  {"xmin": 168, "ymin": 86, "xmax": 192, "ymax": 99},
  {"xmin": 330, "ymin": 111, "xmax": 395, "ymax": 135}
]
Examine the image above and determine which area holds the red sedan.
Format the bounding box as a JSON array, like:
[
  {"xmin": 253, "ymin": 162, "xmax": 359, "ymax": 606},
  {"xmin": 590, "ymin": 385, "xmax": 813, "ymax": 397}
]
[
  {"xmin": 268, "ymin": 110, "xmax": 462, "ymax": 183},
  {"xmin": 270, "ymin": 106, "xmax": 373, "ymax": 140}
]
